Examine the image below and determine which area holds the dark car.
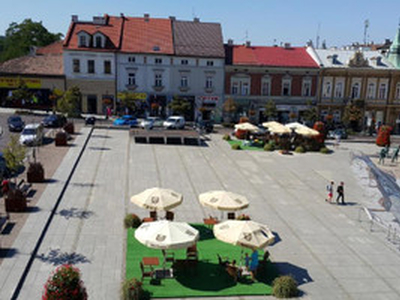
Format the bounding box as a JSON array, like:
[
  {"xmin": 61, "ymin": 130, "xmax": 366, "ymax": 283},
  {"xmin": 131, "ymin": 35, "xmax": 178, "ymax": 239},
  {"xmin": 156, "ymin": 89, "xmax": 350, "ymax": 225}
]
[
  {"xmin": 42, "ymin": 114, "xmax": 67, "ymax": 128},
  {"xmin": 85, "ymin": 116, "xmax": 96, "ymax": 125},
  {"xmin": 328, "ymin": 128, "xmax": 348, "ymax": 140},
  {"xmin": 7, "ymin": 116, "xmax": 25, "ymax": 132},
  {"xmin": 195, "ymin": 120, "xmax": 214, "ymax": 133}
]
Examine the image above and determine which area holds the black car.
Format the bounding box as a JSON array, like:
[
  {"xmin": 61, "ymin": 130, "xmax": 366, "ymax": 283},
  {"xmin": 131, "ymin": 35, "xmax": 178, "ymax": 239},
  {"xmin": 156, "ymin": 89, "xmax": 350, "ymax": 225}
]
[
  {"xmin": 7, "ymin": 115, "xmax": 25, "ymax": 132},
  {"xmin": 42, "ymin": 114, "xmax": 67, "ymax": 128},
  {"xmin": 85, "ymin": 116, "xmax": 96, "ymax": 125},
  {"xmin": 195, "ymin": 120, "xmax": 214, "ymax": 133},
  {"xmin": 328, "ymin": 128, "xmax": 348, "ymax": 140}
]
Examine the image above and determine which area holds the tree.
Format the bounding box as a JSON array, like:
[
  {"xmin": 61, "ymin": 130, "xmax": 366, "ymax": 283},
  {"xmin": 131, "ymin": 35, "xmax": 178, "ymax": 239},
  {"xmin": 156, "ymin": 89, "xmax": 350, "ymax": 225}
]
[
  {"xmin": 263, "ymin": 100, "xmax": 277, "ymax": 121},
  {"xmin": 7, "ymin": 78, "xmax": 32, "ymax": 105},
  {"xmin": 343, "ymin": 102, "xmax": 363, "ymax": 131},
  {"xmin": 303, "ymin": 100, "xmax": 318, "ymax": 125},
  {"xmin": 57, "ymin": 86, "xmax": 81, "ymax": 117},
  {"xmin": 168, "ymin": 96, "xmax": 191, "ymax": 116},
  {"xmin": 117, "ymin": 91, "xmax": 141, "ymax": 113},
  {"xmin": 49, "ymin": 88, "xmax": 64, "ymax": 112},
  {"xmin": 0, "ymin": 19, "xmax": 63, "ymax": 62},
  {"xmin": 222, "ymin": 98, "xmax": 237, "ymax": 123},
  {"xmin": 3, "ymin": 134, "xmax": 26, "ymax": 180}
]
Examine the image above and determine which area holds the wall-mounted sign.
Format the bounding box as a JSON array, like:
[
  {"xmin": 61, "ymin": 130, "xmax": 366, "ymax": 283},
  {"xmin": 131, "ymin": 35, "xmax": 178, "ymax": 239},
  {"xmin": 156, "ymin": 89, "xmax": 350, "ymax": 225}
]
[
  {"xmin": 197, "ymin": 96, "xmax": 220, "ymax": 102},
  {"xmin": 132, "ymin": 92, "xmax": 147, "ymax": 100},
  {"xmin": 0, "ymin": 77, "xmax": 42, "ymax": 89}
]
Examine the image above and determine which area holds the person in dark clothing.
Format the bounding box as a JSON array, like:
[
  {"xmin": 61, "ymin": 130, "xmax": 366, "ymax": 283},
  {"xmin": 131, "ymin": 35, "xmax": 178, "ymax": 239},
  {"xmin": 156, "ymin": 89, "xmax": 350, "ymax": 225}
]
[{"xmin": 336, "ymin": 181, "xmax": 345, "ymax": 205}]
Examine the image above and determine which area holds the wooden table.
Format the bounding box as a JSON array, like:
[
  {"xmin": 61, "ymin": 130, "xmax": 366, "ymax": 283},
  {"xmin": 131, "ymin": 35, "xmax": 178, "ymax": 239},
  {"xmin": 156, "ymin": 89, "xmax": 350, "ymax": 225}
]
[
  {"xmin": 203, "ymin": 218, "xmax": 218, "ymax": 228},
  {"xmin": 142, "ymin": 257, "xmax": 160, "ymax": 268}
]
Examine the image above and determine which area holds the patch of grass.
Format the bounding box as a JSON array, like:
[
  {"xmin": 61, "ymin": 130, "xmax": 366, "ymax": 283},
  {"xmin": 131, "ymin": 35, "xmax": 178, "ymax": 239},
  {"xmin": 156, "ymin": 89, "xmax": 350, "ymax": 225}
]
[{"xmin": 227, "ymin": 140, "xmax": 264, "ymax": 151}]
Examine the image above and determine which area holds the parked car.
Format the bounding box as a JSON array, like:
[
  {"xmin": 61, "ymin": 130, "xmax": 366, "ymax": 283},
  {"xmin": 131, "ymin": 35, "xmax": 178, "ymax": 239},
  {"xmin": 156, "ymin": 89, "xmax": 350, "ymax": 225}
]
[
  {"xmin": 42, "ymin": 114, "xmax": 67, "ymax": 128},
  {"xmin": 7, "ymin": 115, "xmax": 25, "ymax": 132},
  {"xmin": 195, "ymin": 120, "xmax": 214, "ymax": 133},
  {"xmin": 140, "ymin": 117, "xmax": 163, "ymax": 129},
  {"xmin": 19, "ymin": 124, "xmax": 44, "ymax": 146},
  {"xmin": 85, "ymin": 115, "xmax": 96, "ymax": 125},
  {"xmin": 328, "ymin": 128, "xmax": 348, "ymax": 140},
  {"xmin": 113, "ymin": 115, "xmax": 138, "ymax": 127},
  {"xmin": 163, "ymin": 116, "xmax": 185, "ymax": 129}
]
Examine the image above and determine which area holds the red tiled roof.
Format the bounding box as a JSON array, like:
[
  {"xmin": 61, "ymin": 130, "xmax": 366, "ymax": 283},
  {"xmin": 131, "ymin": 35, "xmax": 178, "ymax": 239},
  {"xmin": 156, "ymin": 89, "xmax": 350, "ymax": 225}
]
[
  {"xmin": 36, "ymin": 41, "xmax": 63, "ymax": 55},
  {"xmin": 64, "ymin": 16, "xmax": 124, "ymax": 51},
  {"xmin": 232, "ymin": 45, "xmax": 319, "ymax": 68},
  {"xmin": 121, "ymin": 17, "xmax": 173, "ymax": 54},
  {"xmin": 0, "ymin": 54, "xmax": 63, "ymax": 76}
]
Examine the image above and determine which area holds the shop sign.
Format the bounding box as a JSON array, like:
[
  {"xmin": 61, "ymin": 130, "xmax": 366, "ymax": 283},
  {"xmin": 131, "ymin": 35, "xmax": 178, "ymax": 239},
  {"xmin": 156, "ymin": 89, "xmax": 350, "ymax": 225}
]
[
  {"xmin": 132, "ymin": 92, "xmax": 147, "ymax": 100},
  {"xmin": 197, "ymin": 95, "xmax": 219, "ymax": 103},
  {"xmin": 0, "ymin": 77, "xmax": 42, "ymax": 89}
]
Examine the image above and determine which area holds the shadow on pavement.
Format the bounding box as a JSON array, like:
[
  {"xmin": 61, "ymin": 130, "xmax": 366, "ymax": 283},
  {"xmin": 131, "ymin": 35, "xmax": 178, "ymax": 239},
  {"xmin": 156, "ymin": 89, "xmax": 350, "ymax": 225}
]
[
  {"xmin": 36, "ymin": 248, "xmax": 91, "ymax": 266},
  {"xmin": 273, "ymin": 262, "xmax": 313, "ymax": 286},
  {"xmin": 0, "ymin": 248, "xmax": 18, "ymax": 258},
  {"xmin": 57, "ymin": 207, "xmax": 94, "ymax": 220}
]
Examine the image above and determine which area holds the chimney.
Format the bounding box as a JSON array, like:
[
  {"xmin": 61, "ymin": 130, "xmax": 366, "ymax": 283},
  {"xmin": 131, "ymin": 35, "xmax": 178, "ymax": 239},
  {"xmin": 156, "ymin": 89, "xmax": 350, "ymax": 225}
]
[
  {"xmin": 93, "ymin": 16, "xmax": 106, "ymax": 25},
  {"xmin": 284, "ymin": 42, "xmax": 291, "ymax": 49},
  {"xmin": 194, "ymin": 17, "xmax": 200, "ymax": 23},
  {"xmin": 169, "ymin": 16, "xmax": 176, "ymax": 21},
  {"xmin": 245, "ymin": 41, "xmax": 251, "ymax": 47},
  {"xmin": 144, "ymin": 13, "xmax": 150, "ymax": 22},
  {"xmin": 71, "ymin": 15, "xmax": 78, "ymax": 23},
  {"xmin": 120, "ymin": 13, "xmax": 124, "ymax": 18},
  {"xmin": 227, "ymin": 39, "xmax": 234, "ymax": 46}
]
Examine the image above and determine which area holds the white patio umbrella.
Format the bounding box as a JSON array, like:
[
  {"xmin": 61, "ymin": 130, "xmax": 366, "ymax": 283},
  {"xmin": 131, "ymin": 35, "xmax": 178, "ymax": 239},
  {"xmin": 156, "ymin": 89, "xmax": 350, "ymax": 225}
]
[
  {"xmin": 135, "ymin": 220, "xmax": 199, "ymax": 249},
  {"xmin": 262, "ymin": 121, "xmax": 291, "ymax": 135},
  {"xmin": 234, "ymin": 122, "xmax": 260, "ymax": 132},
  {"xmin": 295, "ymin": 127, "xmax": 320, "ymax": 137},
  {"xmin": 213, "ymin": 220, "xmax": 275, "ymax": 250},
  {"xmin": 285, "ymin": 122, "xmax": 307, "ymax": 130},
  {"xmin": 199, "ymin": 191, "xmax": 249, "ymax": 211},
  {"xmin": 130, "ymin": 187, "xmax": 183, "ymax": 211}
]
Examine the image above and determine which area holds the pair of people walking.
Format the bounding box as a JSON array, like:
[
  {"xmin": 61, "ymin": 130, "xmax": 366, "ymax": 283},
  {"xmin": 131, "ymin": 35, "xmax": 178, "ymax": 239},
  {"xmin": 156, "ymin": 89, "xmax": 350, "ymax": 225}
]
[{"xmin": 325, "ymin": 181, "xmax": 345, "ymax": 205}]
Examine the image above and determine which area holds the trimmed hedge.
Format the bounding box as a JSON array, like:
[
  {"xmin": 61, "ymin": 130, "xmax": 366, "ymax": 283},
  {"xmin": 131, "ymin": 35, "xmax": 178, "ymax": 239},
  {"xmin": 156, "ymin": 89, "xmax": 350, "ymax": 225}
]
[
  {"xmin": 294, "ymin": 146, "xmax": 305, "ymax": 153},
  {"xmin": 231, "ymin": 144, "xmax": 241, "ymax": 150},
  {"xmin": 272, "ymin": 275, "xmax": 299, "ymax": 298}
]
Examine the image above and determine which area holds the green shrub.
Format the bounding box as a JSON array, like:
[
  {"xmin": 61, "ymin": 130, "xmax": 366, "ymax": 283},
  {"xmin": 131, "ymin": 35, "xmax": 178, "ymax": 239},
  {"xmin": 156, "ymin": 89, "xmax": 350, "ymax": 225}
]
[
  {"xmin": 272, "ymin": 275, "xmax": 299, "ymax": 298},
  {"xmin": 124, "ymin": 214, "xmax": 142, "ymax": 229},
  {"xmin": 122, "ymin": 278, "xmax": 150, "ymax": 300},
  {"xmin": 294, "ymin": 146, "xmax": 305, "ymax": 153},
  {"xmin": 264, "ymin": 143, "xmax": 275, "ymax": 151},
  {"xmin": 231, "ymin": 143, "xmax": 241, "ymax": 150},
  {"xmin": 320, "ymin": 147, "xmax": 330, "ymax": 154},
  {"xmin": 222, "ymin": 134, "xmax": 231, "ymax": 141}
]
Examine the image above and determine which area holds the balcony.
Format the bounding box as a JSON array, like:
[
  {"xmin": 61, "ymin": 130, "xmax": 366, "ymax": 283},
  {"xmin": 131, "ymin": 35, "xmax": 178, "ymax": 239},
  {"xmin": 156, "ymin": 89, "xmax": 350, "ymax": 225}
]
[
  {"xmin": 125, "ymin": 84, "xmax": 137, "ymax": 91},
  {"xmin": 204, "ymin": 87, "xmax": 214, "ymax": 93},
  {"xmin": 179, "ymin": 86, "xmax": 190, "ymax": 92},
  {"xmin": 152, "ymin": 85, "xmax": 164, "ymax": 92}
]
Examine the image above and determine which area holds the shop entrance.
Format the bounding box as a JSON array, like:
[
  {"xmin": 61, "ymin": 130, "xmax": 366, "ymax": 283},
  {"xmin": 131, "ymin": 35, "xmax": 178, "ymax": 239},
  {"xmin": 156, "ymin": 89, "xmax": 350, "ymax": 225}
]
[{"xmin": 87, "ymin": 95, "xmax": 97, "ymax": 114}]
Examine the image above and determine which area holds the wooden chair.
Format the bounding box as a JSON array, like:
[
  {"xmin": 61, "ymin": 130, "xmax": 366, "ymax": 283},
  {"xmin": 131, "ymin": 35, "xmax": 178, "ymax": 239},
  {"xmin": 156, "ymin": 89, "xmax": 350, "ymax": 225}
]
[
  {"xmin": 186, "ymin": 244, "xmax": 198, "ymax": 260},
  {"xmin": 140, "ymin": 262, "xmax": 154, "ymax": 281},
  {"xmin": 162, "ymin": 249, "xmax": 175, "ymax": 264},
  {"xmin": 150, "ymin": 211, "xmax": 157, "ymax": 220},
  {"xmin": 226, "ymin": 265, "xmax": 240, "ymax": 283},
  {"xmin": 166, "ymin": 211, "xmax": 174, "ymax": 221},
  {"xmin": 227, "ymin": 212, "xmax": 235, "ymax": 220}
]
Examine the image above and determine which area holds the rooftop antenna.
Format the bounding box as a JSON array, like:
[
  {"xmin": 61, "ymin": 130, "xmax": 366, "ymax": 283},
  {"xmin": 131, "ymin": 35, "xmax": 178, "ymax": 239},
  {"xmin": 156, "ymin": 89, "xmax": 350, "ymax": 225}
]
[
  {"xmin": 316, "ymin": 22, "xmax": 321, "ymax": 49},
  {"xmin": 364, "ymin": 19, "xmax": 369, "ymax": 45}
]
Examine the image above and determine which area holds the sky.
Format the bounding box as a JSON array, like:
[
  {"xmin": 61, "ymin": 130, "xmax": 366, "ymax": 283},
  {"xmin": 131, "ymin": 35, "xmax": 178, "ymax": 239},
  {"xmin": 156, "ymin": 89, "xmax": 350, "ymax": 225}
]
[{"xmin": 1, "ymin": 0, "xmax": 400, "ymax": 48}]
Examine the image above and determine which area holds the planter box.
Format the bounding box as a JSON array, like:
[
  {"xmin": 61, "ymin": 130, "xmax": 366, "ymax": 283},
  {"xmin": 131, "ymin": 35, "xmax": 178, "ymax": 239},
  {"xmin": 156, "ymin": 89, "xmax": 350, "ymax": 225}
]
[
  {"xmin": 55, "ymin": 131, "xmax": 67, "ymax": 146},
  {"xmin": 63, "ymin": 122, "xmax": 74, "ymax": 134},
  {"xmin": 5, "ymin": 189, "xmax": 27, "ymax": 212},
  {"xmin": 27, "ymin": 163, "xmax": 45, "ymax": 183}
]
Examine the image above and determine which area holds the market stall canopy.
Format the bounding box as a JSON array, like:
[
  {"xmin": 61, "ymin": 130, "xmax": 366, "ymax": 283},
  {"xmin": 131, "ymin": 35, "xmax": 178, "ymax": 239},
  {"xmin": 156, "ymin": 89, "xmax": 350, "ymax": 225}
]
[
  {"xmin": 234, "ymin": 122, "xmax": 261, "ymax": 132},
  {"xmin": 213, "ymin": 220, "xmax": 275, "ymax": 250},
  {"xmin": 199, "ymin": 191, "xmax": 249, "ymax": 211},
  {"xmin": 130, "ymin": 187, "xmax": 183, "ymax": 211},
  {"xmin": 262, "ymin": 121, "xmax": 291, "ymax": 134},
  {"xmin": 135, "ymin": 220, "xmax": 199, "ymax": 250}
]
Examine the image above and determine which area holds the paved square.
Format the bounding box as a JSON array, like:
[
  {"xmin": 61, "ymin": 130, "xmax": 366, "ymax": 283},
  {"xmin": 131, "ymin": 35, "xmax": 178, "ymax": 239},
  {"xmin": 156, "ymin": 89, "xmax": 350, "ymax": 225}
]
[{"xmin": 1, "ymin": 128, "xmax": 400, "ymax": 299}]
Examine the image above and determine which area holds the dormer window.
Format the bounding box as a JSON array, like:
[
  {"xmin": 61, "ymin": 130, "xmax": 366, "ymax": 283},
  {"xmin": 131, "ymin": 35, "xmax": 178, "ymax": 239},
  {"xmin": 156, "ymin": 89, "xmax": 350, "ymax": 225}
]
[
  {"xmin": 95, "ymin": 36, "xmax": 102, "ymax": 48},
  {"xmin": 77, "ymin": 31, "xmax": 91, "ymax": 47},
  {"xmin": 93, "ymin": 32, "xmax": 106, "ymax": 48},
  {"xmin": 79, "ymin": 35, "xmax": 87, "ymax": 47}
]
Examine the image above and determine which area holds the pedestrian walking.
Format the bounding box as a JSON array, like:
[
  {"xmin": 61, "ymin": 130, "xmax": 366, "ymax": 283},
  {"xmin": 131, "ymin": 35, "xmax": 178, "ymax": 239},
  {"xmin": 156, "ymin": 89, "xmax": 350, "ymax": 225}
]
[
  {"xmin": 336, "ymin": 182, "xmax": 345, "ymax": 205},
  {"xmin": 379, "ymin": 148, "xmax": 386, "ymax": 165},
  {"xmin": 391, "ymin": 146, "xmax": 400, "ymax": 163},
  {"xmin": 325, "ymin": 181, "xmax": 334, "ymax": 203}
]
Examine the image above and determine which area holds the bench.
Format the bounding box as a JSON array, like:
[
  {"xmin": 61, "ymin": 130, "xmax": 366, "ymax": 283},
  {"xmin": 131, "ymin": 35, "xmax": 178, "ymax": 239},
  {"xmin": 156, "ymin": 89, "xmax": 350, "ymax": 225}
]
[{"xmin": 17, "ymin": 179, "xmax": 32, "ymax": 198}]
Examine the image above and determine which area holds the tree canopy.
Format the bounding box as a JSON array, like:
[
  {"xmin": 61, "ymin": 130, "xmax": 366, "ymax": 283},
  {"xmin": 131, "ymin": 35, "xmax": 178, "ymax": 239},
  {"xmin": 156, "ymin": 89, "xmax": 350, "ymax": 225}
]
[
  {"xmin": 57, "ymin": 86, "xmax": 81, "ymax": 117},
  {"xmin": 168, "ymin": 97, "xmax": 191, "ymax": 116},
  {"xmin": 263, "ymin": 100, "xmax": 277, "ymax": 121},
  {"xmin": 0, "ymin": 19, "xmax": 63, "ymax": 62}
]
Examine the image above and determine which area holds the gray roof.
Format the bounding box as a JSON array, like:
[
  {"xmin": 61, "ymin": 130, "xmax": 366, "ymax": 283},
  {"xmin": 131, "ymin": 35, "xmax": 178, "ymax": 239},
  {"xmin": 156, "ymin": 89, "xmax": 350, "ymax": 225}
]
[
  {"xmin": 311, "ymin": 48, "xmax": 395, "ymax": 69},
  {"xmin": 172, "ymin": 20, "xmax": 225, "ymax": 58}
]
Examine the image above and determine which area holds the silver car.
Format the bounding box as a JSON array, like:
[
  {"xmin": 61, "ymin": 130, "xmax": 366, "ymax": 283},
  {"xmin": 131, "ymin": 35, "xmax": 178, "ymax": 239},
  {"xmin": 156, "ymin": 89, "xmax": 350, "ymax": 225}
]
[{"xmin": 140, "ymin": 117, "xmax": 163, "ymax": 129}]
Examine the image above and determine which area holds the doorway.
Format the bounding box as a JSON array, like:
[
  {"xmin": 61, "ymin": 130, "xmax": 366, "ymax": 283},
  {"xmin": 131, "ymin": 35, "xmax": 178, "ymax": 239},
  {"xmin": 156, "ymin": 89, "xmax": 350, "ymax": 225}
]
[{"xmin": 87, "ymin": 95, "xmax": 97, "ymax": 114}]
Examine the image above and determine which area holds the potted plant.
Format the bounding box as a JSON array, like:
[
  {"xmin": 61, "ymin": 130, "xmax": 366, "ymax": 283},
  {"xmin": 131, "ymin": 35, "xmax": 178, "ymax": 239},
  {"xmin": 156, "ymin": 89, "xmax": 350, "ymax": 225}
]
[
  {"xmin": 27, "ymin": 162, "xmax": 45, "ymax": 183},
  {"xmin": 55, "ymin": 131, "xmax": 68, "ymax": 146},
  {"xmin": 63, "ymin": 121, "xmax": 74, "ymax": 134},
  {"xmin": 42, "ymin": 264, "xmax": 87, "ymax": 300}
]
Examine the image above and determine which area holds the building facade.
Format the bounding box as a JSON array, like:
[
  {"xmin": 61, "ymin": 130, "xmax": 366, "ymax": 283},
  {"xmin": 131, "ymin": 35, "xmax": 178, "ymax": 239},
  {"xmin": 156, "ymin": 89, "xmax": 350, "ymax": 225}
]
[{"xmin": 224, "ymin": 42, "xmax": 319, "ymax": 124}]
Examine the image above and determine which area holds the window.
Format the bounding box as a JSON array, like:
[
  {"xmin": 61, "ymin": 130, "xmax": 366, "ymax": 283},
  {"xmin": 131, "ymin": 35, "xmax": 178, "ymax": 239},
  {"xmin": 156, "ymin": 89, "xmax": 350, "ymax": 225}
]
[
  {"xmin": 282, "ymin": 79, "xmax": 291, "ymax": 96},
  {"xmin": 206, "ymin": 76, "xmax": 213, "ymax": 88},
  {"xmin": 378, "ymin": 83, "xmax": 387, "ymax": 99},
  {"xmin": 261, "ymin": 79, "xmax": 271, "ymax": 96},
  {"xmin": 128, "ymin": 73, "xmax": 136, "ymax": 86},
  {"xmin": 79, "ymin": 35, "xmax": 87, "ymax": 47},
  {"xmin": 181, "ymin": 59, "xmax": 188, "ymax": 65},
  {"xmin": 155, "ymin": 74, "xmax": 162, "ymax": 87},
  {"xmin": 302, "ymin": 80, "xmax": 312, "ymax": 97},
  {"xmin": 73, "ymin": 59, "xmax": 80, "ymax": 73},
  {"xmin": 128, "ymin": 56, "xmax": 135, "ymax": 63},
  {"xmin": 206, "ymin": 60, "xmax": 214, "ymax": 66},
  {"xmin": 242, "ymin": 82, "xmax": 249, "ymax": 95},
  {"xmin": 367, "ymin": 83, "xmax": 376, "ymax": 99},
  {"xmin": 323, "ymin": 81, "xmax": 332, "ymax": 98},
  {"xmin": 334, "ymin": 82, "xmax": 343, "ymax": 98},
  {"xmin": 155, "ymin": 58, "xmax": 162, "ymax": 64},
  {"xmin": 232, "ymin": 82, "xmax": 239, "ymax": 94},
  {"xmin": 180, "ymin": 76, "xmax": 188, "ymax": 88},
  {"xmin": 88, "ymin": 60, "xmax": 95, "ymax": 73},
  {"xmin": 231, "ymin": 77, "xmax": 250, "ymax": 95},
  {"xmin": 95, "ymin": 36, "xmax": 102, "ymax": 48},
  {"xmin": 351, "ymin": 83, "xmax": 360, "ymax": 99},
  {"xmin": 396, "ymin": 83, "xmax": 400, "ymax": 100},
  {"xmin": 104, "ymin": 60, "xmax": 111, "ymax": 74}
]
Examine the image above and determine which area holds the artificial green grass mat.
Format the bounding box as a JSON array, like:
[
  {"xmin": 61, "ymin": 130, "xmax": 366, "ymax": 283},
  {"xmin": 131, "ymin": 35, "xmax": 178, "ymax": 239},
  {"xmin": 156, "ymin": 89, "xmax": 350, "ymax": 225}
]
[
  {"xmin": 126, "ymin": 224, "xmax": 278, "ymax": 298},
  {"xmin": 227, "ymin": 140, "xmax": 264, "ymax": 151}
]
